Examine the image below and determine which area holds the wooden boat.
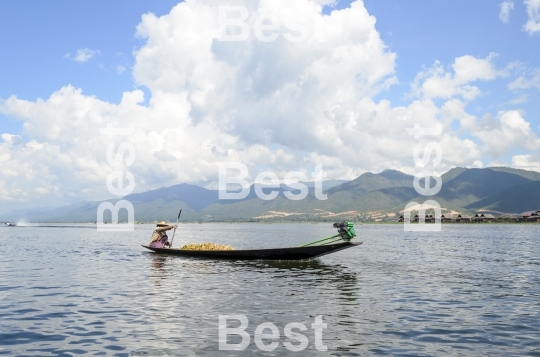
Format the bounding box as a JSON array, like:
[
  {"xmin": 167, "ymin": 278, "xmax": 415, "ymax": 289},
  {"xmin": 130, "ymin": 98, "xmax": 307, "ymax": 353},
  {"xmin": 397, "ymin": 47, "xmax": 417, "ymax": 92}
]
[{"xmin": 141, "ymin": 241, "xmax": 362, "ymax": 260}]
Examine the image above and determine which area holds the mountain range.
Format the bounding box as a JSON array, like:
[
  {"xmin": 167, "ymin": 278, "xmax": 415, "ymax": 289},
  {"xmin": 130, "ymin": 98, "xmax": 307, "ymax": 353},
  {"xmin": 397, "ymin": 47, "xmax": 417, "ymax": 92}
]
[{"xmin": 2, "ymin": 167, "xmax": 539, "ymax": 222}]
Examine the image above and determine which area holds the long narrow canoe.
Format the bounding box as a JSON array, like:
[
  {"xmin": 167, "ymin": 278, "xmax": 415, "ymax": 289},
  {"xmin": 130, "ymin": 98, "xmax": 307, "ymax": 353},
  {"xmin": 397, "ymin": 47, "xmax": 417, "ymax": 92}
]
[{"xmin": 141, "ymin": 241, "xmax": 362, "ymax": 260}]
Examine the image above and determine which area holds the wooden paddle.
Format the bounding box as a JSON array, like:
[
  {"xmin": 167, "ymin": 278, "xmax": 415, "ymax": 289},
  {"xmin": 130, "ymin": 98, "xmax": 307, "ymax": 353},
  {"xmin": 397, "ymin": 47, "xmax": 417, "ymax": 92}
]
[{"xmin": 169, "ymin": 209, "xmax": 182, "ymax": 248}]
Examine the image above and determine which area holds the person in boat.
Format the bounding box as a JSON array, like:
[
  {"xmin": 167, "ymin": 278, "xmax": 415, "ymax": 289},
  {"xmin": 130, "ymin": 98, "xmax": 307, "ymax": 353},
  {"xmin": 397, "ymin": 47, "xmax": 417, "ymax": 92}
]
[{"xmin": 149, "ymin": 221, "xmax": 177, "ymax": 248}]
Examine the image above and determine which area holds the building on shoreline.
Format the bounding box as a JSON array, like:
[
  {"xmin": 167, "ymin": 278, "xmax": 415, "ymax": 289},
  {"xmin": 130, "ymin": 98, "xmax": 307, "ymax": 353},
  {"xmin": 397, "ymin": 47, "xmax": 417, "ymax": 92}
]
[
  {"xmin": 473, "ymin": 213, "xmax": 495, "ymax": 222},
  {"xmin": 519, "ymin": 211, "xmax": 540, "ymax": 222},
  {"xmin": 399, "ymin": 210, "xmax": 540, "ymax": 224}
]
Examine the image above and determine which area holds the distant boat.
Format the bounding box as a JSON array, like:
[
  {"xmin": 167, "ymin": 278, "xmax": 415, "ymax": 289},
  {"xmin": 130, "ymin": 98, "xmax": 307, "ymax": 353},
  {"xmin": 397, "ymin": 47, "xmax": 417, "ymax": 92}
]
[{"xmin": 4, "ymin": 222, "xmax": 16, "ymax": 227}]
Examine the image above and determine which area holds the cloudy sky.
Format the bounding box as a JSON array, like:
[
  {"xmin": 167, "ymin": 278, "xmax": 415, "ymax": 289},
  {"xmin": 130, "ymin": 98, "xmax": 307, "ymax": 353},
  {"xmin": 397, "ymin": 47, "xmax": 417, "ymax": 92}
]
[{"xmin": 0, "ymin": 0, "xmax": 539, "ymax": 213}]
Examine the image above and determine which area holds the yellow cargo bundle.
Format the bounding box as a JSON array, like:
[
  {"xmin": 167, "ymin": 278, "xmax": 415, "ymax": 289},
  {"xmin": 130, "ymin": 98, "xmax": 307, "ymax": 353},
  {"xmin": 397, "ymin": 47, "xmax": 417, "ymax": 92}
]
[{"xmin": 180, "ymin": 243, "xmax": 234, "ymax": 251}]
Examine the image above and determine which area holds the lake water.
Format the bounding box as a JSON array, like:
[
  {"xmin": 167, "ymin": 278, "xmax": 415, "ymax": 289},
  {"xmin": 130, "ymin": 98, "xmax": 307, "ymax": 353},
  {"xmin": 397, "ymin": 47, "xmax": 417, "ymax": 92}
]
[{"xmin": 0, "ymin": 223, "xmax": 539, "ymax": 356}]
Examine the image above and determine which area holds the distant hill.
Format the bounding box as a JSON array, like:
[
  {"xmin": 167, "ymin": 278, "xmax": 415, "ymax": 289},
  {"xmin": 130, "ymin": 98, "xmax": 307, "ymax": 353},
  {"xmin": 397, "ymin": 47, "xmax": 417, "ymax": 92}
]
[
  {"xmin": 327, "ymin": 169, "xmax": 413, "ymax": 195},
  {"xmin": 0, "ymin": 180, "xmax": 347, "ymax": 222},
  {"xmin": 418, "ymin": 168, "xmax": 533, "ymax": 211},
  {"xmin": 196, "ymin": 171, "xmax": 414, "ymax": 220},
  {"xmin": 203, "ymin": 167, "xmax": 540, "ymax": 219},
  {"xmin": 2, "ymin": 167, "xmax": 539, "ymax": 222},
  {"xmin": 0, "ymin": 201, "xmax": 103, "ymax": 223},
  {"xmin": 488, "ymin": 167, "xmax": 540, "ymax": 181},
  {"xmin": 303, "ymin": 179, "xmax": 348, "ymax": 190},
  {"xmin": 466, "ymin": 181, "xmax": 540, "ymax": 213},
  {"xmin": 0, "ymin": 183, "xmax": 218, "ymax": 222},
  {"xmin": 124, "ymin": 183, "xmax": 219, "ymax": 211},
  {"xmin": 441, "ymin": 167, "xmax": 468, "ymax": 183},
  {"xmin": 219, "ymin": 179, "xmax": 347, "ymax": 204}
]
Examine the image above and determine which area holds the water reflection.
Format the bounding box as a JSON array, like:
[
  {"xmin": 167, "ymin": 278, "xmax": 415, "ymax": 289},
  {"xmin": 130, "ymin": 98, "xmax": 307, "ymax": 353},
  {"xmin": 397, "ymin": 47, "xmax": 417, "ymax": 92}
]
[
  {"xmin": 146, "ymin": 254, "xmax": 360, "ymax": 301},
  {"xmin": 148, "ymin": 255, "xmax": 172, "ymax": 290},
  {"xmin": 150, "ymin": 255, "xmax": 168, "ymax": 270},
  {"xmin": 239, "ymin": 259, "xmax": 359, "ymax": 291}
]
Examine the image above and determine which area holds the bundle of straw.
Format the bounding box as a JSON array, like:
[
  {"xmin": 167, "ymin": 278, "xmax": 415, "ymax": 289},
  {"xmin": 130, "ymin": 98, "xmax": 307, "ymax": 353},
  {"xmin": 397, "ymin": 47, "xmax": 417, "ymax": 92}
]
[{"xmin": 180, "ymin": 243, "xmax": 234, "ymax": 251}]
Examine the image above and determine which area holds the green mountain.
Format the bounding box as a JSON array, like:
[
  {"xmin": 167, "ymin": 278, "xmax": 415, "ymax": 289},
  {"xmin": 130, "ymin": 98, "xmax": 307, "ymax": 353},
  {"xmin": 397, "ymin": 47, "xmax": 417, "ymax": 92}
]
[
  {"xmin": 124, "ymin": 183, "xmax": 219, "ymax": 211},
  {"xmin": 0, "ymin": 183, "xmax": 218, "ymax": 222},
  {"xmin": 197, "ymin": 170, "xmax": 415, "ymax": 220},
  {"xmin": 202, "ymin": 167, "xmax": 540, "ymax": 219},
  {"xmin": 441, "ymin": 167, "xmax": 468, "ymax": 183},
  {"xmin": 2, "ymin": 167, "xmax": 539, "ymax": 222},
  {"xmin": 0, "ymin": 180, "xmax": 347, "ymax": 222},
  {"xmin": 488, "ymin": 167, "xmax": 540, "ymax": 181},
  {"xmin": 415, "ymin": 168, "xmax": 533, "ymax": 211},
  {"xmin": 466, "ymin": 181, "xmax": 540, "ymax": 213},
  {"xmin": 327, "ymin": 169, "xmax": 414, "ymax": 195}
]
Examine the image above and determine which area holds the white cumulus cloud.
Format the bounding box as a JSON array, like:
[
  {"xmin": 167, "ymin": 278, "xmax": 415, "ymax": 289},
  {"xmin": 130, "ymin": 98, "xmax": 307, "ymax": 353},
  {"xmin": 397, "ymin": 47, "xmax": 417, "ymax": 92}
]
[
  {"xmin": 499, "ymin": 1, "xmax": 514, "ymax": 23},
  {"xmin": 411, "ymin": 54, "xmax": 501, "ymax": 100},
  {"xmin": 64, "ymin": 48, "xmax": 100, "ymax": 63},
  {"xmin": 511, "ymin": 154, "xmax": 540, "ymax": 170},
  {"xmin": 474, "ymin": 110, "xmax": 540, "ymax": 158},
  {"xmin": 523, "ymin": 0, "xmax": 540, "ymax": 34},
  {"xmin": 509, "ymin": 68, "xmax": 540, "ymax": 90}
]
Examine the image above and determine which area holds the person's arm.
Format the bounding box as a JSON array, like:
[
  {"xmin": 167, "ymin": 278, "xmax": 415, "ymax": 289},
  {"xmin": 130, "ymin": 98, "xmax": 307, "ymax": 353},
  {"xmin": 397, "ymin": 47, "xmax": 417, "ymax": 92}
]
[
  {"xmin": 154, "ymin": 225, "xmax": 175, "ymax": 233},
  {"xmin": 165, "ymin": 225, "xmax": 177, "ymax": 247},
  {"xmin": 162, "ymin": 224, "xmax": 178, "ymax": 231}
]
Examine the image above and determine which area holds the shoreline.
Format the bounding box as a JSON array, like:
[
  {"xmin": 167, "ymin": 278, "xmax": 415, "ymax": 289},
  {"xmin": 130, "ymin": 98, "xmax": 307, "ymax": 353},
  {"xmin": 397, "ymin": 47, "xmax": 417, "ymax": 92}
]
[{"xmin": 4, "ymin": 221, "xmax": 540, "ymax": 225}]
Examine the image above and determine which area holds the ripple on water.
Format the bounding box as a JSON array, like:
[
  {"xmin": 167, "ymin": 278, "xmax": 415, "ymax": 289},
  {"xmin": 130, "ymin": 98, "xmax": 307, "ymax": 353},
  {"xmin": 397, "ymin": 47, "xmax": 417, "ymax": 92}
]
[{"xmin": 0, "ymin": 224, "xmax": 539, "ymax": 356}]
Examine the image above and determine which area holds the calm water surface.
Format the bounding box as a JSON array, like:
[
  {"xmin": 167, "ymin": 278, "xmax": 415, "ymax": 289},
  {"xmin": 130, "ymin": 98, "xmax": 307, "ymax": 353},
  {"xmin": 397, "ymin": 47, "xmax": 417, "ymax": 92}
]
[{"xmin": 0, "ymin": 223, "xmax": 539, "ymax": 356}]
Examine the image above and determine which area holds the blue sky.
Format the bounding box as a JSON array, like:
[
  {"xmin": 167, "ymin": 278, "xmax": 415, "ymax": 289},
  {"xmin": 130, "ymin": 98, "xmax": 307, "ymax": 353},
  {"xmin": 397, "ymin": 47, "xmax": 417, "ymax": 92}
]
[
  {"xmin": 361, "ymin": 0, "xmax": 540, "ymax": 166},
  {"xmin": 0, "ymin": 1, "xmax": 179, "ymax": 134},
  {"xmin": 361, "ymin": 0, "xmax": 540, "ymax": 138},
  {"xmin": 0, "ymin": 0, "xmax": 539, "ymax": 211}
]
